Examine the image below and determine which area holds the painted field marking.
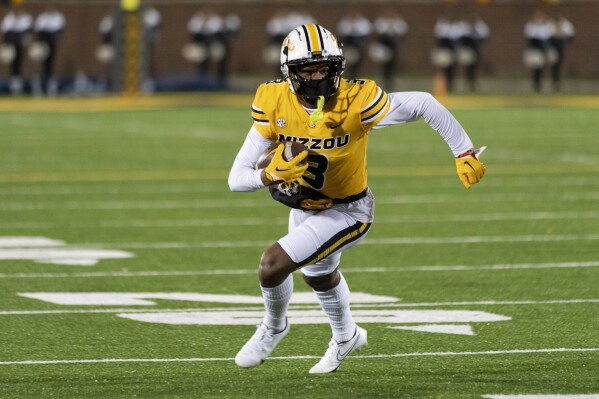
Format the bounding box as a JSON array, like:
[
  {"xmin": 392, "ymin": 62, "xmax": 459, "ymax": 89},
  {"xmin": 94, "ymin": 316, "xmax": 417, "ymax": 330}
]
[
  {"xmin": 0, "ymin": 236, "xmax": 133, "ymax": 266},
  {"xmin": 0, "ymin": 183, "xmax": 227, "ymax": 196},
  {"xmin": 17, "ymin": 292, "xmax": 398, "ymax": 306},
  {"xmin": 2, "ymin": 261, "xmax": 599, "ymax": 279},
  {"xmin": 3, "ymin": 210, "xmax": 599, "ymax": 230},
  {"xmin": 15, "ymin": 292, "xmax": 511, "ymax": 334},
  {"xmin": 55, "ymin": 234, "xmax": 599, "ymax": 250},
  {"xmin": 0, "ymin": 347, "xmax": 597, "ymax": 366},
  {"xmin": 1, "ymin": 299, "xmax": 598, "ymax": 316},
  {"xmin": 1, "ymin": 192, "xmax": 599, "ymax": 211},
  {"xmin": 0, "ymin": 237, "xmax": 64, "ymax": 247},
  {"xmin": 118, "ymin": 308, "xmax": 509, "ymax": 326},
  {"xmin": 0, "ymin": 177, "xmax": 597, "ymax": 197},
  {"xmin": 389, "ymin": 324, "xmax": 475, "ymax": 335},
  {"xmin": 3, "ymin": 235, "xmax": 585, "ymax": 256},
  {"xmin": 1, "ymin": 162, "xmax": 599, "ymax": 183},
  {"xmin": 0, "ymin": 177, "xmax": 597, "ymax": 206},
  {"xmin": 363, "ymin": 234, "xmax": 599, "ymax": 245},
  {"xmin": 483, "ymin": 395, "xmax": 599, "ymax": 399}
]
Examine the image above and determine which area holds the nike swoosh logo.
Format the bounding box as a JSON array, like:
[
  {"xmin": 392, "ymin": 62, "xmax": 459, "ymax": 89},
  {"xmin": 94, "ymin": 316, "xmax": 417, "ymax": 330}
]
[
  {"xmin": 464, "ymin": 161, "xmax": 476, "ymax": 171},
  {"xmin": 275, "ymin": 167, "xmax": 288, "ymax": 172},
  {"xmin": 336, "ymin": 338, "xmax": 358, "ymax": 361},
  {"xmin": 328, "ymin": 123, "xmax": 342, "ymax": 129}
]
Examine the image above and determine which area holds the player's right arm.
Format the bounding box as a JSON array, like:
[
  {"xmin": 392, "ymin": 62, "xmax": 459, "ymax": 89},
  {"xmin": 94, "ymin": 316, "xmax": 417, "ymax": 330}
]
[
  {"xmin": 230, "ymin": 80, "xmax": 310, "ymax": 191},
  {"xmin": 228, "ymin": 126, "xmax": 273, "ymax": 192},
  {"xmin": 228, "ymin": 126, "xmax": 308, "ymax": 191},
  {"xmin": 229, "ymin": 83, "xmax": 279, "ymax": 192}
]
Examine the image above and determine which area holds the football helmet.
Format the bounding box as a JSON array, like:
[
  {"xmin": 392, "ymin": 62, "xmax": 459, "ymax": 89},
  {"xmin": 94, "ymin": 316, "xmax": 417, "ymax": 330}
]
[{"xmin": 280, "ymin": 24, "xmax": 345, "ymax": 106}]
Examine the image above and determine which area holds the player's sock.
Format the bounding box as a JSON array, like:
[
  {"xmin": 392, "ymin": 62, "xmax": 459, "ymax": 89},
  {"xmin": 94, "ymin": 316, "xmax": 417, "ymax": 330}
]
[
  {"xmin": 313, "ymin": 271, "xmax": 356, "ymax": 342},
  {"xmin": 261, "ymin": 274, "xmax": 293, "ymax": 331}
]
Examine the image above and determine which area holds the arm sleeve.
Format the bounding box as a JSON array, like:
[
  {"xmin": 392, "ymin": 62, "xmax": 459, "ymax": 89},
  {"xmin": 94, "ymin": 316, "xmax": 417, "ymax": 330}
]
[
  {"xmin": 373, "ymin": 91, "xmax": 473, "ymax": 156},
  {"xmin": 228, "ymin": 126, "xmax": 273, "ymax": 192}
]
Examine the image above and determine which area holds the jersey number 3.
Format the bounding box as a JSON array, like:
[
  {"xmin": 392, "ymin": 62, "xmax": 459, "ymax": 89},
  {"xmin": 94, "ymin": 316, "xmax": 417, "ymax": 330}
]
[{"xmin": 304, "ymin": 153, "xmax": 328, "ymax": 190}]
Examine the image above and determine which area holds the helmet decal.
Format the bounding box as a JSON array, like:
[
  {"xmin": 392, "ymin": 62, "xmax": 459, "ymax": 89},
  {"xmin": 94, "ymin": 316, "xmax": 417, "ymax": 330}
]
[{"xmin": 282, "ymin": 37, "xmax": 296, "ymax": 53}]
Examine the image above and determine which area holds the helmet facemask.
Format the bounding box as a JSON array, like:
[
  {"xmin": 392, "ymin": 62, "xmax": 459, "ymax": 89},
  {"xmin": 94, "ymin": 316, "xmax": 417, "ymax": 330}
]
[{"xmin": 286, "ymin": 59, "xmax": 343, "ymax": 107}]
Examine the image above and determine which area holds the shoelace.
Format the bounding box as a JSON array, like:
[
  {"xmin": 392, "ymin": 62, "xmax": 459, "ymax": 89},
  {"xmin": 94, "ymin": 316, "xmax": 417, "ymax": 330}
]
[
  {"xmin": 322, "ymin": 339, "xmax": 340, "ymax": 357},
  {"xmin": 250, "ymin": 324, "xmax": 275, "ymax": 346}
]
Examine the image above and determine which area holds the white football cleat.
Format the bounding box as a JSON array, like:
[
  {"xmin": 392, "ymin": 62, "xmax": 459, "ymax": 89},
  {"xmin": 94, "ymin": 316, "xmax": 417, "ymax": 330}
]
[
  {"xmin": 235, "ymin": 319, "xmax": 290, "ymax": 368},
  {"xmin": 309, "ymin": 326, "xmax": 368, "ymax": 374}
]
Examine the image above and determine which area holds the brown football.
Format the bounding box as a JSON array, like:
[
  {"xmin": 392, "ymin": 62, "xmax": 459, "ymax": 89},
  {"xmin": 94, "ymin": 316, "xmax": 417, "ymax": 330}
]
[{"xmin": 256, "ymin": 141, "xmax": 308, "ymax": 169}]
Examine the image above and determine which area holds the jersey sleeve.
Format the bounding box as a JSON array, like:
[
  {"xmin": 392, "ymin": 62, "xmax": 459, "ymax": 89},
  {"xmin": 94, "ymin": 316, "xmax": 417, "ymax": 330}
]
[
  {"xmin": 373, "ymin": 91, "xmax": 473, "ymax": 156},
  {"xmin": 250, "ymin": 83, "xmax": 277, "ymax": 140},
  {"xmin": 228, "ymin": 126, "xmax": 272, "ymax": 192},
  {"xmin": 360, "ymin": 81, "xmax": 391, "ymax": 130}
]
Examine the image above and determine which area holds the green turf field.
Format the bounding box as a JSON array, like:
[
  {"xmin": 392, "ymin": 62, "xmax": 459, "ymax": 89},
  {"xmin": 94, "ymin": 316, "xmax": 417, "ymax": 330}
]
[{"xmin": 0, "ymin": 95, "xmax": 598, "ymax": 398}]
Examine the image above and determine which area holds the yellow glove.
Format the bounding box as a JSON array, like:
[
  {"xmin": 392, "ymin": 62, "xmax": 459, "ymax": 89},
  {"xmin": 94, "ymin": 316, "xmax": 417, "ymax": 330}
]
[
  {"xmin": 264, "ymin": 144, "xmax": 309, "ymax": 183},
  {"xmin": 456, "ymin": 147, "xmax": 486, "ymax": 189}
]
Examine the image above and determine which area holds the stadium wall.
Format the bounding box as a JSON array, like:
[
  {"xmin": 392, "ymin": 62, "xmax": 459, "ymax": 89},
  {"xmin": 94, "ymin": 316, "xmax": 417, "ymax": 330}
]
[{"xmin": 1, "ymin": 1, "xmax": 598, "ymax": 89}]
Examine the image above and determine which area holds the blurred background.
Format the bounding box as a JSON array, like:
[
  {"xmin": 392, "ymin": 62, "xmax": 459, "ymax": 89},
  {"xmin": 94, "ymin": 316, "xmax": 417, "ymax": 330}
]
[{"xmin": 0, "ymin": 0, "xmax": 597, "ymax": 97}]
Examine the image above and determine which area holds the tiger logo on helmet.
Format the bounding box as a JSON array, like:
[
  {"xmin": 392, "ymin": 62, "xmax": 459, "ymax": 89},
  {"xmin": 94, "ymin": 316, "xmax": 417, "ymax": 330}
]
[{"xmin": 280, "ymin": 24, "xmax": 345, "ymax": 107}]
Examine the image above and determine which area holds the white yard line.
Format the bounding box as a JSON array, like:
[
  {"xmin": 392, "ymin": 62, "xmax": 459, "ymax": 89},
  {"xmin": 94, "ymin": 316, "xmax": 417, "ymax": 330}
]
[
  {"xmin": 2, "ymin": 211, "xmax": 599, "ymax": 230},
  {"xmin": 0, "ymin": 192, "xmax": 599, "ymax": 211},
  {"xmin": 58, "ymin": 234, "xmax": 599, "ymax": 250},
  {"xmin": 0, "ymin": 184, "xmax": 224, "ymax": 196},
  {"xmin": 483, "ymin": 395, "xmax": 599, "ymax": 399},
  {"xmin": 0, "ymin": 177, "xmax": 597, "ymax": 196},
  {"xmin": 1, "ymin": 299, "xmax": 597, "ymax": 316},
  {"xmin": 0, "ymin": 307, "xmax": 261, "ymax": 316},
  {"xmin": 2, "ymin": 261, "xmax": 599, "ymax": 279},
  {"xmin": 0, "ymin": 347, "xmax": 597, "ymax": 366},
  {"xmin": 1, "ymin": 234, "xmax": 579, "ymax": 253}
]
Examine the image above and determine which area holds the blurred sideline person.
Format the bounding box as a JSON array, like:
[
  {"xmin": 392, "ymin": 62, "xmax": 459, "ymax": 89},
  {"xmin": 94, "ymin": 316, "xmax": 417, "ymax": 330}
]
[
  {"xmin": 185, "ymin": 9, "xmax": 240, "ymax": 83},
  {"xmin": 457, "ymin": 14, "xmax": 488, "ymax": 92},
  {"xmin": 96, "ymin": 12, "xmax": 115, "ymax": 91},
  {"xmin": 98, "ymin": 12, "xmax": 113, "ymax": 46},
  {"xmin": 431, "ymin": 15, "xmax": 465, "ymax": 92},
  {"xmin": 142, "ymin": 5, "xmax": 161, "ymax": 91},
  {"xmin": 336, "ymin": 11, "xmax": 372, "ymax": 79},
  {"xmin": 548, "ymin": 15, "xmax": 574, "ymax": 91},
  {"xmin": 263, "ymin": 9, "xmax": 315, "ymax": 72},
  {"xmin": 370, "ymin": 11, "xmax": 408, "ymax": 91},
  {"xmin": 0, "ymin": 0, "xmax": 32, "ymax": 94},
  {"xmin": 523, "ymin": 10, "xmax": 553, "ymax": 93},
  {"xmin": 30, "ymin": 3, "xmax": 65, "ymax": 95},
  {"xmin": 228, "ymin": 23, "xmax": 485, "ymax": 374},
  {"xmin": 217, "ymin": 12, "xmax": 241, "ymax": 81}
]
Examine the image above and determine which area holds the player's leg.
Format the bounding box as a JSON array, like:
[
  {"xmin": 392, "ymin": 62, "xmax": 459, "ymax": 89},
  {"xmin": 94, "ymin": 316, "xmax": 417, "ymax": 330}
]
[
  {"xmin": 235, "ymin": 243, "xmax": 296, "ymax": 368},
  {"xmin": 236, "ymin": 190, "xmax": 374, "ymax": 370},
  {"xmin": 258, "ymin": 243, "xmax": 297, "ymax": 332},
  {"xmin": 303, "ymin": 266, "xmax": 354, "ymax": 343},
  {"xmin": 285, "ymin": 191, "xmax": 374, "ymax": 373},
  {"xmin": 302, "ymin": 257, "xmax": 368, "ymax": 374}
]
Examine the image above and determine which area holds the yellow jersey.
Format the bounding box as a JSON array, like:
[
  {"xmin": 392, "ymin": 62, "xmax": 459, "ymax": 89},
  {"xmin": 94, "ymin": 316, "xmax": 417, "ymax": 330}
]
[{"xmin": 250, "ymin": 78, "xmax": 390, "ymax": 199}]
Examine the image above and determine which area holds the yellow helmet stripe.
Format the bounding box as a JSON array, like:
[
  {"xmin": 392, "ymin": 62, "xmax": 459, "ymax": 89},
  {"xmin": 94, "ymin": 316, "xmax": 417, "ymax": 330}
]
[{"xmin": 305, "ymin": 24, "xmax": 322, "ymax": 53}]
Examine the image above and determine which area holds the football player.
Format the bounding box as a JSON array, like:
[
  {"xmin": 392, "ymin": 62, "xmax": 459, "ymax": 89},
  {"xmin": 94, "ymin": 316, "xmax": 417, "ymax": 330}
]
[{"xmin": 228, "ymin": 23, "xmax": 485, "ymax": 374}]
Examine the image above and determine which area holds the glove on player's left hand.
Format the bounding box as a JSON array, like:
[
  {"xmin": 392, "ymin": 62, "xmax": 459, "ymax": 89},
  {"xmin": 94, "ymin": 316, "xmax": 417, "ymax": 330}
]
[{"xmin": 456, "ymin": 147, "xmax": 486, "ymax": 189}]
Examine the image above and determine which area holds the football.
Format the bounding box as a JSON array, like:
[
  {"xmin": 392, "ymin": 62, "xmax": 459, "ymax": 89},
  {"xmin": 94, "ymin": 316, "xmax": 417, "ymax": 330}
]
[{"xmin": 256, "ymin": 141, "xmax": 308, "ymax": 170}]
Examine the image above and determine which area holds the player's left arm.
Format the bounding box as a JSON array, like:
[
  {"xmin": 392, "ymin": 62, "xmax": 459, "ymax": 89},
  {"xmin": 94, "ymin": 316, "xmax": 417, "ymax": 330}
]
[{"xmin": 373, "ymin": 91, "xmax": 485, "ymax": 189}]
